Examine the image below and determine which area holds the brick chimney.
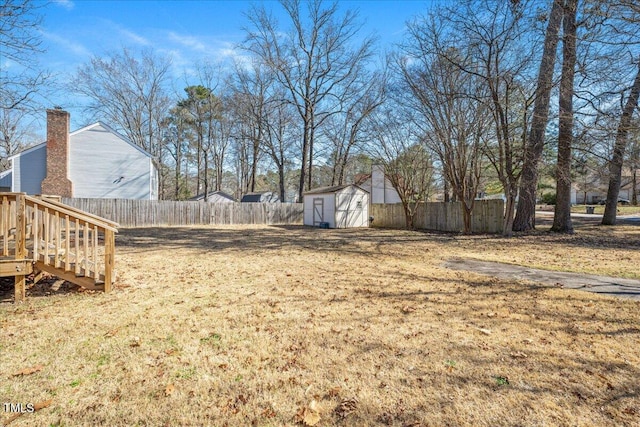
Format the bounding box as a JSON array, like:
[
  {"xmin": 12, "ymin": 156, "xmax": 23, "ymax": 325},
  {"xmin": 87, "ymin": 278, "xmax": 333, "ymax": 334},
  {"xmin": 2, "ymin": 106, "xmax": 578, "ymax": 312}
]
[{"xmin": 41, "ymin": 108, "xmax": 73, "ymax": 197}]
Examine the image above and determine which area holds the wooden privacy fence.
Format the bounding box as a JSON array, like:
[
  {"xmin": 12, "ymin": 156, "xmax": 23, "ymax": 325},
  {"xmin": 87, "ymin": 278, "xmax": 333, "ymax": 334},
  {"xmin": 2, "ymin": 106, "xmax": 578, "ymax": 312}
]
[
  {"xmin": 1, "ymin": 193, "xmax": 118, "ymax": 301},
  {"xmin": 61, "ymin": 198, "xmax": 304, "ymax": 227},
  {"xmin": 370, "ymin": 200, "xmax": 504, "ymax": 233}
]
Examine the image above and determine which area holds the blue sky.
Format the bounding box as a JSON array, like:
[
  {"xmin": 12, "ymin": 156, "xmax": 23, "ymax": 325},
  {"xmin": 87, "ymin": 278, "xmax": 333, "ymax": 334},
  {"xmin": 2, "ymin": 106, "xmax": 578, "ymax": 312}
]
[{"xmin": 37, "ymin": 0, "xmax": 438, "ymax": 128}]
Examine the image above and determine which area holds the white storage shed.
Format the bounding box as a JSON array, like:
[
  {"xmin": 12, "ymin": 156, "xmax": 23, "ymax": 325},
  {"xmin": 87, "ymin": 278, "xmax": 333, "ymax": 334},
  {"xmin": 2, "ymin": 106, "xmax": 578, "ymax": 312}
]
[{"xmin": 303, "ymin": 185, "xmax": 369, "ymax": 228}]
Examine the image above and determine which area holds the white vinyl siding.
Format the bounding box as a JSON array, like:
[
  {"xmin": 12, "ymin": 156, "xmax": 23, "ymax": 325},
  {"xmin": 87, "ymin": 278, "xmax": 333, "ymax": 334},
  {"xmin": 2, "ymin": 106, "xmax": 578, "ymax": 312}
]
[
  {"xmin": 335, "ymin": 187, "xmax": 368, "ymax": 228},
  {"xmin": 9, "ymin": 122, "xmax": 156, "ymax": 199},
  {"xmin": 68, "ymin": 124, "xmax": 154, "ymax": 199},
  {"xmin": 304, "ymin": 193, "xmax": 335, "ymax": 228},
  {"xmin": 303, "ymin": 185, "xmax": 368, "ymax": 228}
]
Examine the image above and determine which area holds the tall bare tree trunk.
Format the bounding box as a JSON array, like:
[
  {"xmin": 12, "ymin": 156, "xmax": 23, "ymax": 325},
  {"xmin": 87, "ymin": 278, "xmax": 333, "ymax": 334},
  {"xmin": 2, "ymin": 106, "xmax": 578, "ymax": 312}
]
[
  {"xmin": 551, "ymin": 0, "xmax": 577, "ymax": 234},
  {"xmin": 633, "ymin": 168, "xmax": 638, "ymax": 205},
  {"xmin": 513, "ymin": 0, "xmax": 564, "ymax": 232},
  {"xmin": 602, "ymin": 63, "xmax": 640, "ymax": 225},
  {"xmin": 298, "ymin": 117, "xmax": 310, "ymax": 202}
]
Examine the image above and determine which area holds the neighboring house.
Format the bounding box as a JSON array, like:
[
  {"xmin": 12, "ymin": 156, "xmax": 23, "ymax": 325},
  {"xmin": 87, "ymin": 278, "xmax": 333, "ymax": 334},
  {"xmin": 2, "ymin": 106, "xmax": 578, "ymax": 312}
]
[
  {"xmin": 572, "ymin": 168, "xmax": 639, "ymax": 204},
  {"xmin": 189, "ymin": 191, "xmax": 236, "ymax": 203},
  {"xmin": 0, "ymin": 170, "xmax": 11, "ymax": 192},
  {"xmin": 240, "ymin": 191, "xmax": 280, "ymax": 203},
  {"xmin": 355, "ymin": 164, "xmax": 402, "ymax": 204},
  {"xmin": 303, "ymin": 184, "xmax": 369, "ymax": 228},
  {"xmin": 7, "ymin": 109, "xmax": 158, "ymax": 199}
]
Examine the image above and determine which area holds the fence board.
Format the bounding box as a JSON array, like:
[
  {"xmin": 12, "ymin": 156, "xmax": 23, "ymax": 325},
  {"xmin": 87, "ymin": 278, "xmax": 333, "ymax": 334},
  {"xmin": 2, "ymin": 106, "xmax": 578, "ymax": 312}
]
[
  {"xmin": 61, "ymin": 198, "xmax": 304, "ymax": 227},
  {"xmin": 371, "ymin": 200, "xmax": 504, "ymax": 233}
]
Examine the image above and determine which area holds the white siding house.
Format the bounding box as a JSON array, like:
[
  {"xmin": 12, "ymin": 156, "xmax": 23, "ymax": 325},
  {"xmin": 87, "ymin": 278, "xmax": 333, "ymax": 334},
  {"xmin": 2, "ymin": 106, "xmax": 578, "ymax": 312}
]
[
  {"xmin": 0, "ymin": 170, "xmax": 12, "ymax": 191},
  {"xmin": 356, "ymin": 164, "xmax": 402, "ymax": 204},
  {"xmin": 303, "ymin": 185, "xmax": 369, "ymax": 228},
  {"xmin": 8, "ymin": 110, "xmax": 158, "ymax": 200}
]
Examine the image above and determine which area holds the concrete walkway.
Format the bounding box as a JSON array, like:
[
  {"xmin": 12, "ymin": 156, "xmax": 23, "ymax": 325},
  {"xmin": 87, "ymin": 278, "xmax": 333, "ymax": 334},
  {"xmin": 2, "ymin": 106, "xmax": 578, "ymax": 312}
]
[
  {"xmin": 443, "ymin": 257, "xmax": 640, "ymax": 301},
  {"xmin": 535, "ymin": 210, "xmax": 640, "ymax": 226}
]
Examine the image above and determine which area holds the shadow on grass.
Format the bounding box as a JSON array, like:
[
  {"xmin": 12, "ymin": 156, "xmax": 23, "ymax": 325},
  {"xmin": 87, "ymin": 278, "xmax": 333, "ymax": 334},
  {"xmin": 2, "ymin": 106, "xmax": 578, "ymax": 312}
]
[
  {"xmin": 115, "ymin": 225, "xmax": 439, "ymax": 256},
  {"xmin": 0, "ymin": 274, "xmax": 82, "ymax": 303}
]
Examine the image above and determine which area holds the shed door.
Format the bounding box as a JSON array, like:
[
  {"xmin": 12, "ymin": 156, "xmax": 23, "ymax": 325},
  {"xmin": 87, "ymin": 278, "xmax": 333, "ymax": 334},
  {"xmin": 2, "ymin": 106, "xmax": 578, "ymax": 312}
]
[{"xmin": 313, "ymin": 198, "xmax": 324, "ymax": 225}]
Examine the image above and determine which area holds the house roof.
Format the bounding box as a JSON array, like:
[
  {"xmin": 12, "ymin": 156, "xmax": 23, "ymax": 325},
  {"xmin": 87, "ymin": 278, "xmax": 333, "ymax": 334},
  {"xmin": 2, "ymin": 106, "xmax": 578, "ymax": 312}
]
[
  {"xmin": 354, "ymin": 174, "xmax": 370, "ymax": 186},
  {"xmin": 8, "ymin": 122, "xmax": 154, "ymax": 160},
  {"xmin": 240, "ymin": 191, "xmax": 279, "ymax": 203},
  {"xmin": 189, "ymin": 191, "xmax": 236, "ymax": 202},
  {"xmin": 304, "ymin": 184, "xmax": 369, "ymax": 195}
]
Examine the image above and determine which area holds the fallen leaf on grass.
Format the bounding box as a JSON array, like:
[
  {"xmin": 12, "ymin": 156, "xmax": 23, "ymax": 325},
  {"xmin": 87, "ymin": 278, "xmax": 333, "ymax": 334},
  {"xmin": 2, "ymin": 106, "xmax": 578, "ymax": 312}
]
[
  {"xmin": 12, "ymin": 365, "xmax": 43, "ymax": 376},
  {"xmin": 477, "ymin": 328, "xmax": 492, "ymax": 335},
  {"xmin": 335, "ymin": 397, "xmax": 358, "ymax": 418},
  {"xmin": 401, "ymin": 305, "xmax": 416, "ymax": 314},
  {"xmin": 510, "ymin": 351, "xmax": 528, "ymax": 359},
  {"xmin": 294, "ymin": 400, "xmax": 321, "ymax": 426},
  {"xmin": 104, "ymin": 328, "xmax": 119, "ymax": 337},
  {"xmin": 165, "ymin": 383, "xmax": 175, "ymax": 396},
  {"xmin": 326, "ymin": 386, "xmax": 342, "ymax": 398},
  {"xmin": 33, "ymin": 400, "xmax": 52, "ymax": 411},
  {"xmin": 261, "ymin": 406, "xmax": 276, "ymax": 418},
  {"xmin": 3, "ymin": 399, "xmax": 52, "ymax": 426}
]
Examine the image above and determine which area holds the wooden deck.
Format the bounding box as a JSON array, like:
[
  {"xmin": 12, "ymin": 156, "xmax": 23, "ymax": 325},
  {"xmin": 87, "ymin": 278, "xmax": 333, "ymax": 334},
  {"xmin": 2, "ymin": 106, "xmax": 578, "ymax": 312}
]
[{"xmin": 0, "ymin": 193, "xmax": 118, "ymax": 302}]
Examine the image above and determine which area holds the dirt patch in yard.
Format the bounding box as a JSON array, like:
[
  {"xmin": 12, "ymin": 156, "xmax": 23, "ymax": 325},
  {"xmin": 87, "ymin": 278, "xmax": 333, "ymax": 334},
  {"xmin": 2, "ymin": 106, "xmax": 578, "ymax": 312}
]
[{"xmin": 1, "ymin": 225, "xmax": 639, "ymax": 426}]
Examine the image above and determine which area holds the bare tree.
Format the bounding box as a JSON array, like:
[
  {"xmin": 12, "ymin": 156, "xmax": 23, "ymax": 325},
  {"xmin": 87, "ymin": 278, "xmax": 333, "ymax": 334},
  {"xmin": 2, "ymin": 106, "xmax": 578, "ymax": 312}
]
[
  {"xmin": 0, "ymin": 0, "xmax": 49, "ymax": 111},
  {"xmin": 178, "ymin": 85, "xmax": 219, "ymax": 198},
  {"xmin": 1, "ymin": 0, "xmax": 50, "ymax": 168},
  {"xmin": 263, "ymin": 94, "xmax": 298, "ymax": 201},
  {"xmin": 0, "ymin": 107, "xmax": 38, "ymax": 170},
  {"xmin": 243, "ymin": 0, "xmax": 375, "ymax": 200},
  {"xmin": 228, "ymin": 59, "xmax": 271, "ymax": 195},
  {"xmin": 370, "ymin": 107, "xmax": 434, "ymax": 229},
  {"xmin": 324, "ymin": 69, "xmax": 386, "ymax": 186},
  {"xmin": 210, "ymin": 95, "xmax": 233, "ymax": 193},
  {"xmin": 513, "ymin": 0, "xmax": 564, "ymax": 231},
  {"xmin": 429, "ymin": 0, "xmax": 537, "ymax": 236},
  {"xmin": 397, "ymin": 17, "xmax": 490, "ymax": 233},
  {"xmin": 71, "ymin": 48, "xmax": 172, "ymax": 196},
  {"xmin": 162, "ymin": 106, "xmax": 192, "ymax": 200}
]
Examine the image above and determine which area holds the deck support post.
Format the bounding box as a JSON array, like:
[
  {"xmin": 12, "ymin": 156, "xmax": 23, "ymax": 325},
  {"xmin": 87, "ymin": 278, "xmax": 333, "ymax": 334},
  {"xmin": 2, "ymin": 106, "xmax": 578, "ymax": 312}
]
[
  {"xmin": 14, "ymin": 194, "xmax": 26, "ymax": 302},
  {"xmin": 104, "ymin": 228, "xmax": 115, "ymax": 293}
]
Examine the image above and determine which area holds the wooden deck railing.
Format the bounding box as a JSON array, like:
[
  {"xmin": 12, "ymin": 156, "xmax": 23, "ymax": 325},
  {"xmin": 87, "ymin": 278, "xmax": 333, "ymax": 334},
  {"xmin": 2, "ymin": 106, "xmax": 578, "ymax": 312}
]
[{"xmin": 0, "ymin": 193, "xmax": 118, "ymax": 302}]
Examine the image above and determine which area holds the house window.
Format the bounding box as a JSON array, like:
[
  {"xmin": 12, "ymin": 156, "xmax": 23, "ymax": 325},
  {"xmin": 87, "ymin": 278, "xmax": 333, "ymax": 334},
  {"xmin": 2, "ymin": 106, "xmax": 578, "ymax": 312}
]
[{"xmin": 356, "ymin": 200, "xmax": 363, "ymax": 209}]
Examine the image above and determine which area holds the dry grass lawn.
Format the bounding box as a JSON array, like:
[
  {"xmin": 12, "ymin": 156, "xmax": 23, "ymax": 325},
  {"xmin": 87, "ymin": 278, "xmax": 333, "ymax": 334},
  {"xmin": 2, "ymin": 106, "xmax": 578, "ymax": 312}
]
[{"xmin": 1, "ymin": 224, "xmax": 639, "ymax": 426}]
